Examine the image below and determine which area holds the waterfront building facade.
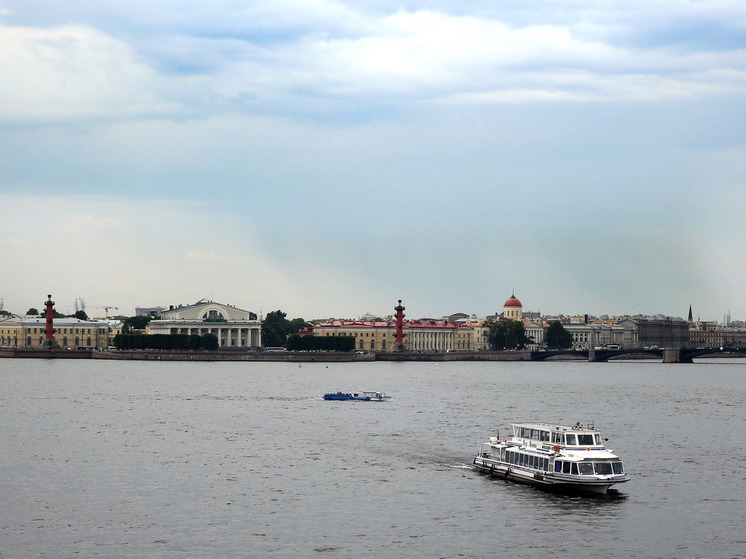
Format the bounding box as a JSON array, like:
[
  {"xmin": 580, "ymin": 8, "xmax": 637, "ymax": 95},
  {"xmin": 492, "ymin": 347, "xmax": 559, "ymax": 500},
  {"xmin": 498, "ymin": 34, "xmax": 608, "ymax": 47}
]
[
  {"xmin": 0, "ymin": 315, "xmax": 109, "ymax": 349},
  {"xmin": 310, "ymin": 319, "xmax": 483, "ymax": 352},
  {"xmin": 688, "ymin": 321, "xmax": 746, "ymax": 348},
  {"xmin": 524, "ymin": 319, "xmax": 548, "ymax": 350},
  {"xmin": 635, "ymin": 315, "xmax": 689, "ymax": 349},
  {"xmin": 148, "ymin": 300, "xmax": 261, "ymax": 348},
  {"xmin": 563, "ymin": 320, "xmax": 638, "ymax": 349}
]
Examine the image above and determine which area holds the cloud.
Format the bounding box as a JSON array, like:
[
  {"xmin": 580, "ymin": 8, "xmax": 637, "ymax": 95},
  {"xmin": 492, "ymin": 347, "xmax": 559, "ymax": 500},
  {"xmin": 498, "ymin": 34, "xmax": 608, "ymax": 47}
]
[
  {"xmin": 0, "ymin": 24, "xmax": 180, "ymax": 123},
  {"xmin": 5, "ymin": 3, "xmax": 744, "ymax": 126},
  {"xmin": 185, "ymin": 251, "xmax": 223, "ymax": 261}
]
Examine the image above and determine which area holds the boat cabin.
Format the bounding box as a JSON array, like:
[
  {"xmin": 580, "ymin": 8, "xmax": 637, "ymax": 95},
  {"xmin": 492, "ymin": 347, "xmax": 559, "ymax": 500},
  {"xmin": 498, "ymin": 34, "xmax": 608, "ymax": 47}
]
[{"xmin": 511, "ymin": 422, "xmax": 602, "ymax": 448}]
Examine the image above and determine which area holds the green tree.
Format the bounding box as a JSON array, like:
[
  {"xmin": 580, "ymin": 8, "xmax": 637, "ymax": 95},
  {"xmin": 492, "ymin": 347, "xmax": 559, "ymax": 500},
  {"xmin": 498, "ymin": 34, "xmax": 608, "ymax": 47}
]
[
  {"xmin": 545, "ymin": 321, "xmax": 574, "ymax": 350},
  {"xmin": 261, "ymin": 311, "xmax": 309, "ymax": 347},
  {"xmin": 262, "ymin": 310, "xmax": 288, "ymax": 347},
  {"xmin": 286, "ymin": 334, "xmax": 303, "ymax": 351},
  {"xmin": 201, "ymin": 333, "xmax": 219, "ymax": 350},
  {"xmin": 122, "ymin": 315, "xmax": 152, "ymax": 333},
  {"xmin": 485, "ymin": 318, "xmax": 532, "ymax": 350},
  {"xmin": 73, "ymin": 310, "xmax": 89, "ymax": 321},
  {"xmin": 189, "ymin": 334, "xmax": 202, "ymax": 350},
  {"xmin": 26, "ymin": 308, "xmax": 39, "ymax": 316},
  {"xmin": 288, "ymin": 317, "xmax": 310, "ymax": 333}
]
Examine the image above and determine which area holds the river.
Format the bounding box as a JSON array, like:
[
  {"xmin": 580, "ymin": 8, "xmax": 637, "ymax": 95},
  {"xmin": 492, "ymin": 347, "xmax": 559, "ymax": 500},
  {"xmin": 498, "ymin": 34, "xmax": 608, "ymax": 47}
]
[{"xmin": 1, "ymin": 358, "xmax": 744, "ymax": 558}]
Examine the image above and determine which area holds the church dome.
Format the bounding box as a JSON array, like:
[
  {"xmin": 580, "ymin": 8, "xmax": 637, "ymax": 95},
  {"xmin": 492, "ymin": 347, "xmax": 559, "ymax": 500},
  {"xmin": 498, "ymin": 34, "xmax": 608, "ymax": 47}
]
[{"xmin": 504, "ymin": 295, "xmax": 522, "ymax": 308}]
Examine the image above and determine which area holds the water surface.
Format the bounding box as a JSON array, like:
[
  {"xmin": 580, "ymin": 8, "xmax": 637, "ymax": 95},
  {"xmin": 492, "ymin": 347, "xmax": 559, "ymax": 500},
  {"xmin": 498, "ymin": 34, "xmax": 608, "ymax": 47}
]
[{"xmin": 1, "ymin": 358, "xmax": 744, "ymax": 558}]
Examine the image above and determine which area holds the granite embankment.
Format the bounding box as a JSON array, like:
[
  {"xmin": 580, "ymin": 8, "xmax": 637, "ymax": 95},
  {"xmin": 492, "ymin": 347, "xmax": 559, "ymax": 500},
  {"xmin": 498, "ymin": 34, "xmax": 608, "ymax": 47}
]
[{"xmin": 0, "ymin": 348, "xmax": 538, "ymax": 361}]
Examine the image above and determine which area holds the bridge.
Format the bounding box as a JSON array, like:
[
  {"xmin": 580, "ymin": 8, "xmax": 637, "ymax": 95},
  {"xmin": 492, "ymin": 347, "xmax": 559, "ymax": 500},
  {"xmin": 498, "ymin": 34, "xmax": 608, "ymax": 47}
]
[{"xmin": 530, "ymin": 347, "xmax": 746, "ymax": 363}]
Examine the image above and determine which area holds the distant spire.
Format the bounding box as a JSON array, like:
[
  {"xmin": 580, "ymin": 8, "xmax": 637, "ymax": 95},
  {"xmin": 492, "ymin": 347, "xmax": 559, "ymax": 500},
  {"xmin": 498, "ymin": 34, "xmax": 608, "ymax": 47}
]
[{"xmin": 688, "ymin": 304, "xmax": 693, "ymax": 323}]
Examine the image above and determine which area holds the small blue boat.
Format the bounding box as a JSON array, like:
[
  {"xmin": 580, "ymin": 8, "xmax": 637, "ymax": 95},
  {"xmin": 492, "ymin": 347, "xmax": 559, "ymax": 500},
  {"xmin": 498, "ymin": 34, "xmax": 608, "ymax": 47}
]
[{"xmin": 323, "ymin": 391, "xmax": 391, "ymax": 401}]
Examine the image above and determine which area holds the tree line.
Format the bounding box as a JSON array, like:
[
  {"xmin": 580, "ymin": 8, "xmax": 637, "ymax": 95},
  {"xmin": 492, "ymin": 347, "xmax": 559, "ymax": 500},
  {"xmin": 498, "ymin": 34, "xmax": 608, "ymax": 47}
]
[
  {"xmin": 286, "ymin": 334, "xmax": 356, "ymax": 352},
  {"xmin": 112, "ymin": 333, "xmax": 219, "ymax": 350},
  {"xmin": 483, "ymin": 318, "xmax": 573, "ymax": 350}
]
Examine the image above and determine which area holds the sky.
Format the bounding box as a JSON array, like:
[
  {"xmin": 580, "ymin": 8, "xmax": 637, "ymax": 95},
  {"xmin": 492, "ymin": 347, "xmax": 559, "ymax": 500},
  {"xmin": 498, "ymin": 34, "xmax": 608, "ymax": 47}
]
[{"xmin": 1, "ymin": 1, "xmax": 745, "ymax": 322}]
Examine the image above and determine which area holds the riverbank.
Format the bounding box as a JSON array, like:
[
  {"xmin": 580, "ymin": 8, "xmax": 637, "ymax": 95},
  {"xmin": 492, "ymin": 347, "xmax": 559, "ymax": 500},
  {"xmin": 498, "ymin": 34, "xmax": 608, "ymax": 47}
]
[
  {"xmin": 1, "ymin": 348, "xmax": 534, "ymax": 361},
  {"xmin": 1, "ymin": 348, "xmax": 729, "ymax": 362}
]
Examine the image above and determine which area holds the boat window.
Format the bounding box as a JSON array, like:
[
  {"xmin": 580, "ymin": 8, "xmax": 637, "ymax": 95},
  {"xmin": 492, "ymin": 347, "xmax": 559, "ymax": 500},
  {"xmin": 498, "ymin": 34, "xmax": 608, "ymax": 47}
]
[
  {"xmin": 612, "ymin": 462, "xmax": 624, "ymax": 474},
  {"xmin": 578, "ymin": 463, "xmax": 594, "ymax": 475},
  {"xmin": 541, "ymin": 458, "xmax": 547, "ymax": 471},
  {"xmin": 555, "ymin": 460, "xmax": 562, "ymax": 473},
  {"xmin": 594, "ymin": 462, "xmax": 612, "ymax": 475},
  {"xmin": 565, "ymin": 434, "xmax": 577, "ymax": 445},
  {"xmin": 578, "ymin": 434, "xmax": 594, "ymax": 445},
  {"xmin": 562, "ymin": 461, "xmax": 571, "ymax": 474},
  {"xmin": 594, "ymin": 434, "xmax": 601, "ymax": 445},
  {"xmin": 530, "ymin": 455, "xmax": 536, "ymax": 468},
  {"xmin": 571, "ymin": 463, "xmax": 579, "ymax": 475},
  {"xmin": 552, "ymin": 432, "xmax": 561, "ymax": 444}
]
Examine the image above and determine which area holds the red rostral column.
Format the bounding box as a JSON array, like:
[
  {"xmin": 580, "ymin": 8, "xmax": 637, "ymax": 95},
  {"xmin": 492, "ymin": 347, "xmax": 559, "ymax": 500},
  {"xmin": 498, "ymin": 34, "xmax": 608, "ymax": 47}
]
[
  {"xmin": 44, "ymin": 294, "xmax": 55, "ymax": 344},
  {"xmin": 394, "ymin": 299, "xmax": 405, "ymax": 350}
]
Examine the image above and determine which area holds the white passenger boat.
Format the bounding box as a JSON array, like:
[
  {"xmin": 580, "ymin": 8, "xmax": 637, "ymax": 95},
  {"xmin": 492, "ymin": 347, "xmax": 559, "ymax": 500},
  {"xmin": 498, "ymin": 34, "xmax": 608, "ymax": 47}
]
[{"xmin": 473, "ymin": 422, "xmax": 629, "ymax": 495}]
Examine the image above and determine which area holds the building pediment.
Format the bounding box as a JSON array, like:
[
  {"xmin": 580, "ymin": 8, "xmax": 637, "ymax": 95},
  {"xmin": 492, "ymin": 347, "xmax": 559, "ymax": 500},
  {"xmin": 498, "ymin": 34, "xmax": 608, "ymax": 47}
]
[{"xmin": 161, "ymin": 301, "xmax": 254, "ymax": 322}]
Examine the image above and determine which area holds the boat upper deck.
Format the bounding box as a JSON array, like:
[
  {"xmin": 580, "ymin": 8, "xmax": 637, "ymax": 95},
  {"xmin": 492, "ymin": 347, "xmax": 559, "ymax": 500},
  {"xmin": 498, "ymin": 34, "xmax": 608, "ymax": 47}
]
[{"xmin": 509, "ymin": 422, "xmax": 605, "ymax": 448}]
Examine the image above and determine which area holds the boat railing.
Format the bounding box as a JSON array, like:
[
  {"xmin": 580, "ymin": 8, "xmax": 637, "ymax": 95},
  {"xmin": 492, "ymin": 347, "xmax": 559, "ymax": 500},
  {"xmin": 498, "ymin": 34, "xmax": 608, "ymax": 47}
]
[{"xmin": 478, "ymin": 443, "xmax": 492, "ymax": 458}]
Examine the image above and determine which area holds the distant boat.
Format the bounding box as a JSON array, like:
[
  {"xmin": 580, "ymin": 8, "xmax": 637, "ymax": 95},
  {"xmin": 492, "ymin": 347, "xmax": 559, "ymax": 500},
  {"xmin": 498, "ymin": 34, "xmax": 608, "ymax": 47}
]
[{"xmin": 323, "ymin": 391, "xmax": 391, "ymax": 401}]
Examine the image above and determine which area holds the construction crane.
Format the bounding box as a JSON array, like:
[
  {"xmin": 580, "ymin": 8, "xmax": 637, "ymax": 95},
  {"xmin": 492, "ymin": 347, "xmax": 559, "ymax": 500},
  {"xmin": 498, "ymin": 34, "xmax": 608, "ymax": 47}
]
[
  {"xmin": 96, "ymin": 305, "xmax": 119, "ymax": 318},
  {"xmin": 75, "ymin": 298, "xmax": 86, "ymax": 314}
]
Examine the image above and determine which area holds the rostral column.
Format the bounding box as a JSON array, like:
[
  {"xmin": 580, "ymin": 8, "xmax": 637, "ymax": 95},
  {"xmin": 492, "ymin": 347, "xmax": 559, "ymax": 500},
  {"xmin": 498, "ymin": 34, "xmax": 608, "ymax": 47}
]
[
  {"xmin": 394, "ymin": 299, "xmax": 406, "ymax": 350},
  {"xmin": 44, "ymin": 294, "xmax": 57, "ymax": 347}
]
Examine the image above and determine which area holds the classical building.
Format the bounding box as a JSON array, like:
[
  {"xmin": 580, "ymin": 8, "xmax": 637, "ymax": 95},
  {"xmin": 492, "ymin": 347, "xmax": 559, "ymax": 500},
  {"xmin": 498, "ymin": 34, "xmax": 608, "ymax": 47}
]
[
  {"xmin": 563, "ymin": 320, "xmax": 638, "ymax": 349},
  {"xmin": 634, "ymin": 314, "xmax": 689, "ymax": 349},
  {"xmin": 524, "ymin": 319, "xmax": 548, "ymax": 350},
  {"xmin": 148, "ymin": 299, "xmax": 261, "ymax": 348},
  {"xmin": 309, "ymin": 318, "xmax": 483, "ymax": 352},
  {"xmin": 503, "ymin": 294, "xmax": 523, "ymax": 320},
  {"xmin": 688, "ymin": 321, "xmax": 746, "ymax": 348},
  {"xmin": 0, "ymin": 315, "xmax": 109, "ymax": 349}
]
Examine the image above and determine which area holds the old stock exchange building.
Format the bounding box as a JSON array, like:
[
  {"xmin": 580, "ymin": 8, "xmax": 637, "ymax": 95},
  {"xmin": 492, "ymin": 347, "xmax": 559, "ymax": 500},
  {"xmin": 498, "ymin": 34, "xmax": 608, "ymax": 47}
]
[{"xmin": 148, "ymin": 299, "xmax": 262, "ymax": 349}]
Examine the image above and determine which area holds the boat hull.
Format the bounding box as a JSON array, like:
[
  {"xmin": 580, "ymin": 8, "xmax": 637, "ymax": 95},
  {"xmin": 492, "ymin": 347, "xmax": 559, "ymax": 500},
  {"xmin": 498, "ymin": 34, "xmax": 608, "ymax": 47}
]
[
  {"xmin": 473, "ymin": 455, "xmax": 624, "ymax": 495},
  {"xmin": 323, "ymin": 392, "xmax": 391, "ymax": 401}
]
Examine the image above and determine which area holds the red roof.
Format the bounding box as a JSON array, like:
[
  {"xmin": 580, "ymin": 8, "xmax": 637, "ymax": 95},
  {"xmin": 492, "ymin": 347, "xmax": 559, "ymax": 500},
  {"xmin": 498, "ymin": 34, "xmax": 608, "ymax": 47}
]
[{"xmin": 504, "ymin": 296, "xmax": 522, "ymax": 307}]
